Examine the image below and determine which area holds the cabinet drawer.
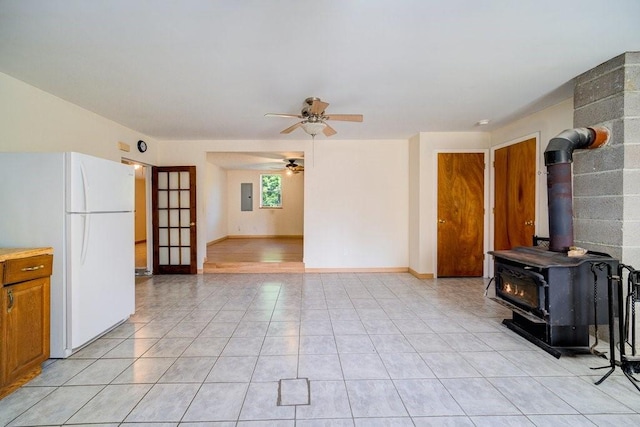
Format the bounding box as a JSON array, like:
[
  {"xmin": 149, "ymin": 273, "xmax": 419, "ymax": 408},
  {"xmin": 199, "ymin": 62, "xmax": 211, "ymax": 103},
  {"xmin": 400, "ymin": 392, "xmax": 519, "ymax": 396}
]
[{"xmin": 3, "ymin": 255, "xmax": 53, "ymax": 285}]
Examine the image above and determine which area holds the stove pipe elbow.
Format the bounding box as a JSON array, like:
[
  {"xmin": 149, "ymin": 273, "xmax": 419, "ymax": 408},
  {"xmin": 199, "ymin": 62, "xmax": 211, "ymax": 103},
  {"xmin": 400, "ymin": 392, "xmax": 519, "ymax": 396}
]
[
  {"xmin": 544, "ymin": 126, "xmax": 610, "ymax": 252},
  {"xmin": 544, "ymin": 127, "xmax": 610, "ymax": 166}
]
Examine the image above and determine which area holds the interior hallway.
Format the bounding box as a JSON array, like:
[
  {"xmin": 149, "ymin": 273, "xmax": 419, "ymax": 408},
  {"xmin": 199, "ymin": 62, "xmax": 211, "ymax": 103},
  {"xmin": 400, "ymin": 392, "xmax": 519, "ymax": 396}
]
[{"xmin": 1, "ymin": 273, "xmax": 639, "ymax": 425}]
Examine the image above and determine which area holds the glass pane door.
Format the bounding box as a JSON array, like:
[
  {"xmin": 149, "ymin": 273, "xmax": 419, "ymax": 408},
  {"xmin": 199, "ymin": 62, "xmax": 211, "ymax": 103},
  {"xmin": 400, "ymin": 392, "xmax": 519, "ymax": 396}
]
[{"xmin": 152, "ymin": 166, "xmax": 197, "ymax": 274}]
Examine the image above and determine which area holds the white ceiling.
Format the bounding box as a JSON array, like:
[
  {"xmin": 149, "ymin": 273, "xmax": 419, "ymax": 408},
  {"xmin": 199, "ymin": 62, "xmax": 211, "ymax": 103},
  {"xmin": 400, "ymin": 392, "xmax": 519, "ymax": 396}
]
[
  {"xmin": 1, "ymin": 0, "xmax": 639, "ymax": 143},
  {"xmin": 206, "ymin": 151, "xmax": 304, "ymax": 171}
]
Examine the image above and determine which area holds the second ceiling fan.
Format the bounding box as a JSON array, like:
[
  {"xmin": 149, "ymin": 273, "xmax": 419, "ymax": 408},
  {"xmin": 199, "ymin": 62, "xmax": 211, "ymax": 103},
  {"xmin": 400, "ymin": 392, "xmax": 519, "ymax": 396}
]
[{"xmin": 265, "ymin": 97, "xmax": 363, "ymax": 137}]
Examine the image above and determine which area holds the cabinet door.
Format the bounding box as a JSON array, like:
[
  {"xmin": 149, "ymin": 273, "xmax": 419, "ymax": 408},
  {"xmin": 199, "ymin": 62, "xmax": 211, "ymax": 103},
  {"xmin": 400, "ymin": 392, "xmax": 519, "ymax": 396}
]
[{"xmin": 3, "ymin": 277, "xmax": 50, "ymax": 385}]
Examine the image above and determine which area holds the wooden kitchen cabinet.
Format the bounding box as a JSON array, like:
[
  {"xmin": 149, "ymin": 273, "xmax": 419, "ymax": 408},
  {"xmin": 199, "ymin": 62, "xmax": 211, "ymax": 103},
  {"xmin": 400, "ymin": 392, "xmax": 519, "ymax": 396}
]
[{"xmin": 0, "ymin": 249, "xmax": 52, "ymax": 399}]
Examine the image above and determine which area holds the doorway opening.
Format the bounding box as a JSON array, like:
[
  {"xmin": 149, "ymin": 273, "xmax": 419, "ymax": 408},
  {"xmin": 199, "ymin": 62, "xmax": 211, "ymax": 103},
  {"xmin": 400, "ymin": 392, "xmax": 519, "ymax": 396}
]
[
  {"xmin": 122, "ymin": 159, "xmax": 152, "ymax": 275},
  {"xmin": 205, "ymin": 151, "xmax": 305, "ymax": 273}
]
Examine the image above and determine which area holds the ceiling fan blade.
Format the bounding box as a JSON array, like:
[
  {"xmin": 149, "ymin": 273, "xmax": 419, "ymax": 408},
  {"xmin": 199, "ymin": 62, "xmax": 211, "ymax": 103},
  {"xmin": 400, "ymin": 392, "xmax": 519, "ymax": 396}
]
[
  {"xmin": 265, "ymin": 113, "xmax": 303, "ymax": 119},
  {"xmin": 281, "ymin": 122, "xmax": 302, "ymax": 134},
  {"xmin": 310, "ymin": 100, "xmax": 329, "ymax": 115},
  {"xmin": 323, "ymin": 124, "xmax": 337, "ymax": 137},
  {"xmin": 324, "ymin": 114, "xmax": 363, "ymax": 122}
]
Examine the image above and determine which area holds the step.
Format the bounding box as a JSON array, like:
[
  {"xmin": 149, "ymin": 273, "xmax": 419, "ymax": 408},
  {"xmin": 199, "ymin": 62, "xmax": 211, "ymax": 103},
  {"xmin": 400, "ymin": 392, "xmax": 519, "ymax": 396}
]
[{"xmin": 203, "ymin": 261, "xmax": 305, "ymax": 274}]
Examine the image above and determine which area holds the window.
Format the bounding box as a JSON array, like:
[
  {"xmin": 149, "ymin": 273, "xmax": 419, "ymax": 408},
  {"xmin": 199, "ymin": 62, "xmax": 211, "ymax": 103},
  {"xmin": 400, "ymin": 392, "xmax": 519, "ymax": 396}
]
[{"xmin": 260, "ymin": 174, "xmax": 282, "ymax": 208}]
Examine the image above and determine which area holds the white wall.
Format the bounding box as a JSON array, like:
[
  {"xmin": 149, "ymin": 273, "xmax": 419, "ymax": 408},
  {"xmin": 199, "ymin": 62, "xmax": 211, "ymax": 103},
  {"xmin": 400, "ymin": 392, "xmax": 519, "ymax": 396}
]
[
  {"xmin": 2, "ymin": 70, "xmax": 576, "ymax": 274},
  {"xmin": 489, "ymin": 98, "xmax": 574, "ymax": 240},
  {"xmin": 407, "ymin": 101, "xmax": 574, "ymax": 277},
  {"xmin": 205, "ymin": 158, "xmax": 227, "ymax": 243},
  {"xmin": 0, "ymin": 72, "xmax": 158, "ymax": 163},
  {"xmin": 408, "ymin": 134, "xmax": 421, "ymax": 271},
  {"xmin": 304, "ymin": 139, "xmax": 409, "ymax": 269},
  {"xmin": 226, "ymin": 169, "xmax": 303, "ymax": 236},
  {"xmin": 409, "ymin": 132, "xmax": 492, "ymax": 276},
  {"xmin": 158, "ymin": 138, "xmax": 409, "ymax": 270}
]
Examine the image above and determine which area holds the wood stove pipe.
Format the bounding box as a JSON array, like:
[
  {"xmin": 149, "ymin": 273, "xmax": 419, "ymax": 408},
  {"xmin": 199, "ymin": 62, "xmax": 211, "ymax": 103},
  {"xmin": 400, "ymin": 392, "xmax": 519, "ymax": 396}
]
[{"xmin": 544, "ymin": 127, "xmax": 610, "ymax": 252}]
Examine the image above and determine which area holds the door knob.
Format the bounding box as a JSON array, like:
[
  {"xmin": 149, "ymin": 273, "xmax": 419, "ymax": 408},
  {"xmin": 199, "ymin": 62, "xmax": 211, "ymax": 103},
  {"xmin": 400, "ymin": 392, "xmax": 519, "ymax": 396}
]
[
  {"xmin": 190, "ymin": 222, "xmax": 195, "ymax": 226},
  {"xmin": 438, "ymin": 219, "xmax": 446, "ymax": 224},
  {"xmin": 524, "ymin": 220, "xmax": 534, "ymax": 226}
]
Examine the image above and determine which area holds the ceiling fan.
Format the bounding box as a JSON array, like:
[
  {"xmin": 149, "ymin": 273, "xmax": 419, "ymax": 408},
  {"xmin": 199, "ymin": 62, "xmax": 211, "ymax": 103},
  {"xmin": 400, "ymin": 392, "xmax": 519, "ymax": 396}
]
[
  {"xmin": 265, "ymin": 97, "xmax": 363, "ymax": 137},
  {"xmin": 285, "ymin": 159, "xmax": 304, "ymax": 174}
]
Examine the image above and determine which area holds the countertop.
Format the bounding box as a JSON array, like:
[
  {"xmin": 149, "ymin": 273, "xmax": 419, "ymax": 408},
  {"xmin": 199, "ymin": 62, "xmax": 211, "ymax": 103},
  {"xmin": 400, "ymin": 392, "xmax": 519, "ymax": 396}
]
[{"xmin": 0, "ymin": 247, "xmax": 54, "ymax": 262}]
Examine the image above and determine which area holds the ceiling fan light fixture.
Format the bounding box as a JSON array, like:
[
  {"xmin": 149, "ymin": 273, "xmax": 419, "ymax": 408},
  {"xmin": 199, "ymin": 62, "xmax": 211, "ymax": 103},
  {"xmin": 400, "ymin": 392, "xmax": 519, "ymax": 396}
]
[
  {"xmin": 301, "ymin": 121, "xmax": 326, "ymax": 135},
  {"xmin": 284, "ymin": 158, "xmax": 303, "ymax": 174}
]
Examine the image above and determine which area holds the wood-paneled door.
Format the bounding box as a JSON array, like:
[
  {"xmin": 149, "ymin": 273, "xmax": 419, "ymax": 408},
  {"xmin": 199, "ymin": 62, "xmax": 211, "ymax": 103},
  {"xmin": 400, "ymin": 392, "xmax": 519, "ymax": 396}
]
[
  {"xmin": 494, "ymin": 138, "xmax": 536, "ymax": 250},
  {"xmin": 437, "ymin": 152, "xmax": 485, "ymax": 277},
  {"xmin": 152, "ymin": 166, "xmax": 197, "ymax": 274}
]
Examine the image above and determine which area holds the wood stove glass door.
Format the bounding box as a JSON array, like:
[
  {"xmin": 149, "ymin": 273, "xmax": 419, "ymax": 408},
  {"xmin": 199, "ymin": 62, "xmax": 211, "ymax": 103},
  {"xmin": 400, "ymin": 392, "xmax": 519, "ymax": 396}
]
[{"xmin": 437, "ymin": 152, "xmax": 485, "ymax": 277}]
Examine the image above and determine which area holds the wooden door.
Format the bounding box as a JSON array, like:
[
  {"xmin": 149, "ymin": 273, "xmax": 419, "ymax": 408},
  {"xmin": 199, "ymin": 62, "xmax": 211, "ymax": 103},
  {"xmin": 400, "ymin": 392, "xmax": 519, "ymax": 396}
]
[
  {"xmin": 437, "ymin": 152, "xmax": 485, "ymax": 277},
  {"xmin": 494, "ymin": 138, "xmax": 536, "ymax": 250},
  {"xmin": 152, "ymin": 166, "xmax": 197, "ymax": 274}
]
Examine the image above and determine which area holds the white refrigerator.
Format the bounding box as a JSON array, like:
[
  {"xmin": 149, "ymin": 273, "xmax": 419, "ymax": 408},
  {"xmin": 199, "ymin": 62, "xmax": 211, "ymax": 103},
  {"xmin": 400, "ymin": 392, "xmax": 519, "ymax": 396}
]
[{"xmin": 0, "ymin": 152, "xmax": 135, "ymax": 357}]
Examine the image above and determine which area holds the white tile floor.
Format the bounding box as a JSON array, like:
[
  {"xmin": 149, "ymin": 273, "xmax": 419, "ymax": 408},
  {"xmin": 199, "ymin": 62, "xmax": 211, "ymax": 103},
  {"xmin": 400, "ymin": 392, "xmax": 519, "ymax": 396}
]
[{"xmin": 2, "ymin": 272, "xmax": 640, "ymax": 426}]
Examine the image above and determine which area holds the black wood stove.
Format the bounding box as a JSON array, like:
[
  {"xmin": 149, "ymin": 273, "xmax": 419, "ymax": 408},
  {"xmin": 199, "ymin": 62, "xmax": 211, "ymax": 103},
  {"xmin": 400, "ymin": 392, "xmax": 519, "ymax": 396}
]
[
  {"xmin": 490, "ymin": 127, "xmax": 618, "ymax": 357},
  {"xmin": 490, "ymin": 246, "xmax": 617, "ymax": 356}
]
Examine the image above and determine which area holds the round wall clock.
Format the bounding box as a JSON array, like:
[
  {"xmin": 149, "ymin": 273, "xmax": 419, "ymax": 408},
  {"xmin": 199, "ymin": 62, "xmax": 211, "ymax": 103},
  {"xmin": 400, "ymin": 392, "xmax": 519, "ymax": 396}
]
[{"xmin": 137, "ymin": 140, "xmax": 147, "ymax": 153}]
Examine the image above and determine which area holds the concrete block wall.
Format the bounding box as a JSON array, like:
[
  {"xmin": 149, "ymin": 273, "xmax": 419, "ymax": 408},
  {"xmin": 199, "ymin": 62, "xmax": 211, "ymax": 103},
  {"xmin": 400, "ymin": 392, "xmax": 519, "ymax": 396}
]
[{"xmin": 573, "ymin": 52, "xmax": 640, "ymax": 267}]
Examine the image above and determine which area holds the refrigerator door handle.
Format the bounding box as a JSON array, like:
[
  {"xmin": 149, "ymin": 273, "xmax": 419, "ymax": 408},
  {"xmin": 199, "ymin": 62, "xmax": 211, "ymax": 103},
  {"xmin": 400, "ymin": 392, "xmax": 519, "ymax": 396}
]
[
  {"xmin": 81, "ymin": 214, "xmax": 90, "ymax": 265},
  {"xmin": 80, "ymin": 161, "xmax": 89, "ymax": 212}
]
